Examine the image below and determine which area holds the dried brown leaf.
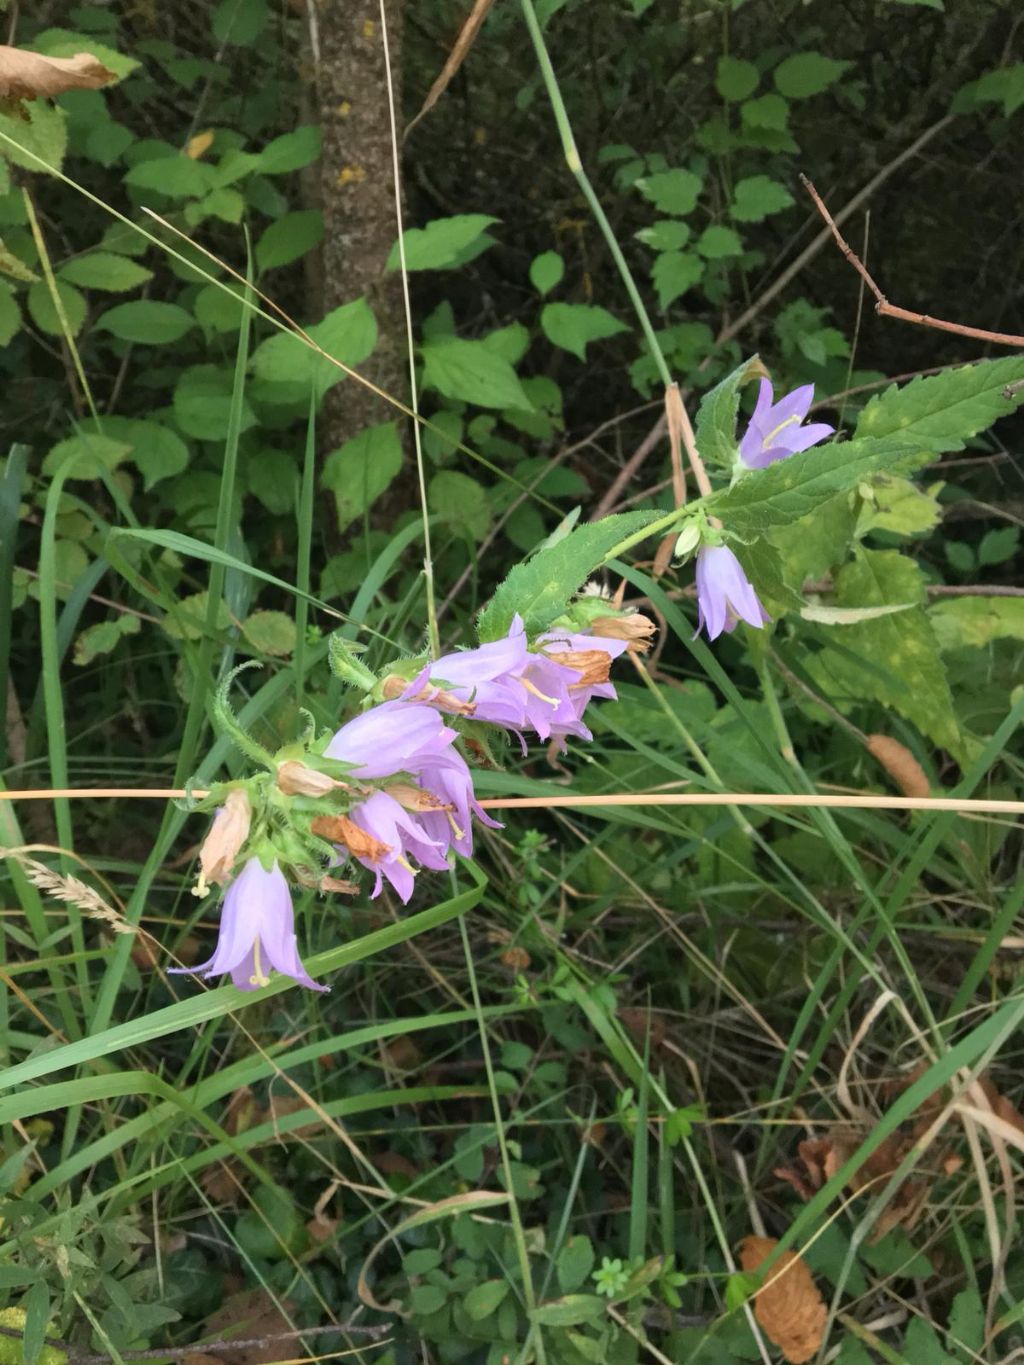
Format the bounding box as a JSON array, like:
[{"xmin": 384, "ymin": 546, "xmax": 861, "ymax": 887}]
[
  {"xmin": 0, "ymin": 45, "xmax": 116, "ymax": 100},
  {"xmin": 739, "ymin": 1236, "xmax": 828, "ymax": 1365},
  {"xmin": 866, "ymin": 733, "xmax": 930, "ymax": 798}
]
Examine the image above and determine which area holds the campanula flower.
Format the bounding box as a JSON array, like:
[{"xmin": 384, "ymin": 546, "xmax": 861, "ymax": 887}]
[
  {"xmin": 175, "ymin": 857, "xmax": 325, "ymax": 993},
  {"xmin": 324, "ymin": 699, "xmax": 459, "ymax": 778},
  {"xmin": 537, "ymin": 629, "xmax": 629, "ymax": 746},
  {"xmin": 346, "ymin": 791, "xmax": 451, "ymax": 903},
  {"xmin": 738, "ymin": 379, "xmax": 833, "ymax": 470},
  {"xmin": 695, "ymin": 545, "xmax": 770, "ymax": 640}
]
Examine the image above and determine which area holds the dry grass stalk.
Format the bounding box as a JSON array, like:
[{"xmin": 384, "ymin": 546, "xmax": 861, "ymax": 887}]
[{"xmin": 0, "ymin": 846, "xmax": 133, "ymax": 934}]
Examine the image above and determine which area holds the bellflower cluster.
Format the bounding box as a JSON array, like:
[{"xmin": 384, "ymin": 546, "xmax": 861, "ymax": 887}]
[{"xmin": 692, "ymin": 378, "xmax": 832, "ymax": 640}]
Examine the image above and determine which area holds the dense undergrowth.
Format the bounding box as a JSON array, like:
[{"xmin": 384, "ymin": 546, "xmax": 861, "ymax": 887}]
[{"xmin": 1, "ymin": 2, "xmax": 1023, "ymax": 1364}]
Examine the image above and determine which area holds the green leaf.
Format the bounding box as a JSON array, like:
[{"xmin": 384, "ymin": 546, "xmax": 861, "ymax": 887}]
[
  {"xmin": 635, "ymin": 220, "xmax": 690, "ymax": 251},
  {"xmin": 129, "ymin": 420, "xmax": 190, "ymax": 490},
  {"xmin": 529, "ymin": 250, "xmax": 565, "ymax": 295},
  {"xmin": 773, "ymin": 52, "xmax": 853, "ymax": 98},
  {"xmin": 556, "ymin": 1236, "xmax": 596, "ymax": 1294},
  {"xmin": 531, "ymin": 1295, "xmax": 605, "ymax": 1328},
  {"xmin": 255, "ymin": 209, "xmax": 324, "ymax": 271},
  {"xmin": 858, "ymin": 474, "xmax": 942, "ymax": 537},
  {"xmin": 33, "ymin": 27, "xmax": 140, "ymax": 82},
  {"xmin": 541, "ymin": 302, "xmax": 628, "ymax": 360},
  {"xmin": 174, "ymin": 364, "xmax": 257, "ymax": 441},
  {"xmin": 185, "ymin": 186, "xmax": 245, "ymax": 227},
  {"xmin": 0, "ymin": 282, "xmax": 20, "ymax": 345},
  {"xmin": 241, "ymin": 610, "xmax": 296, "ymax": 657},
  {"xmin": 730, "ymin": 174, "xmax": 794, "ymax": 222},
  {"xmin": 0, "ymin": 101, "xmax": 67, "ymax": 174},
  {"xmin": 96, "ymin": 300, "xmax": 195, "ymax": 344},
  {"xmin": 212, "ymin": 0, "xmax": 269, "ymax": 45},
  {"xmin": 28, "ymin": 279, "xmax": 86, "ymax": 337},
  {"xmin": 422, "ymin": 335, "xmax": 532, "ymax": 409},
  {"xmin": 707, "ymin": 434, "xmax": 920, "ymax": 536},
  {"xmin": 73, "ymin": 613, "xmax": 140, "ymax": 667},
  {"xmin": 464, "ymin": 1279, "xmax": 511, "ymax": 1322},
  {"xmin": 741, "ymin": 93, "xmax": 790, "ymax": 131},
  {"xmin": 930, "ymin": 596, "xmax": 1024, "ymax": 652},
  {"xmin": 124, "ymin": 156, "xmax": 213, "ymax": 198},
  {"xmin": 0, "ymin": 234, "xmax": 38, "ymax": 283},
  {"xmin": 696, "ymin": 225, "xmax": 743, "ymax": 259},
  {"xmin": 235, "ymin": 1184, "xmax": 305, "ymax": 1260},
  {"xmin": 257, "ymin": 126, "xmax": 322, "ymax": 174},
  {"xmin": 978, "ymin": 526, "xmax": 1019, "ymax": 566},
  {"xmin": 902, "ymin": 1317, "xmax": 958, "ymax": 1365},
  {"xmin": 387, "ymin": 214, "xmax": 498, "ymax": 271},
  {"xmin": 410, "ymin": 1284, "xmax": 447, "ymax": 1316},
  {"xmin": 693, "ymin": 355, "xmax": 765, "ymax": 469},
  {"xmin": 195, "ymin": 281, "xmax": 247, "ymax": 334},
  {"xmin": 636, "ymin": 167, "xmax": 703, "ymax": 215},
  {"xmin": 948, "ymin": 1288, "xmax": 984, "ymax": 1360},
  {"xmin": 58, "ymin": 251, "xmax": 152, "ymax": 292},
  {"xmin": 854, "ymin": 355, "xmax": 1024, "ymax": 452},
  {"xmin": 247, "ymin": 450, "xmax": 295, "ymax": 514},
  {"xmin": 402, "ymin": 1248, "xmax": 442, "ymax": 1276},
  {"xmin": 477, "ymin": 511, "xmax": 659, "ymax": 640},
  {"xmin": 322, "ymin": 422, "xmax": 402, "ymax": 531},
  {"xmin": 429, "ymin": 470, "xmax": 491, "ymax": 541},
  {"xmin": 805, "ymin": 549, "xmax": 961, "ymax": 755},
  {"xmin": 162, "ymin": 590, "xmax": 231, "ymax": 641},
  {"xmin": 249, "ymin": 297, "xmax": 378, "ymax": 401},
  {"xmin": 716, "ymin": 56, "xmax": 759, "ymax": 101},
  {"xmin": 650, "ymin": 251, "xmax": 703, "ymax": 308},
  {"xmin": 970, "ymin": 63, "xmax": 1024, "ymax": 116},
  {"xmin": 43, "ymin": 433, "xmax": 132, "ymax": 478}
]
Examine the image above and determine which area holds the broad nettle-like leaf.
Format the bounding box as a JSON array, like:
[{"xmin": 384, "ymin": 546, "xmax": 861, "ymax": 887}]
[
  {"xmin": 541, "ymin": 302, "xmax": 629, "ymax": 361},
  {"xmin": 477, "ymin": 511, "xmax": 659, "ymax": 641},
  {"xmin": 854, "ymin": 354, "xmax": 1024, "ymax": 452},
  {"xmin": 249, "ymin": 297, "xmax": 377, "ymax": 402},
  {"xmin": 693, "ymin": 354, "xmax": 766, "ymax": 469},
  {"xmin": 386, "ymin": 214, "xmax": 498, "ymax": 271},
  {"xmin": 804, "ymin": 549, "xmax": 962, "ymax": 757},
  {"xmin": 930, "ymin": 596, "xmax": 1024, "ymax": 652},
  {"xmin": 421, "ymin": 335, "xmax": 532, "ymax": 410},
  {"xmin": 322, "ymin": 422, "xmax": 402, "ymax": 532}
]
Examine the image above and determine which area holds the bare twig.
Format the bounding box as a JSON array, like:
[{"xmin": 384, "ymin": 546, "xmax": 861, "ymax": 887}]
[
  {"xmin": 0, "ymin": 1322, "xmax": 390, "ymax": 1364},
  {"xmin": 406, "ymin": 0, "xmax": 496, "ymax": 138},
  {"xmin": 801, "ymin": 174, "xmax": 1024, "ymax": 349},
  {"xmin": 592, "ymin": 413, "xmax": 666, "ymax": 520}
]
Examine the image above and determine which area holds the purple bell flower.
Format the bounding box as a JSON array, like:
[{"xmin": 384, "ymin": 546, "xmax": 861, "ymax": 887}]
[
  {"xmin": 738, "ymin": 379, "xmax": 834, "ymax": 470},
  {"xmin": 174, "ymin": 857, "xmax": 325, "ymax": 993},
  {"xmin": 537, "ymin": 629, "xmax": 630, "ymax": 747},
  {"xmin": 324, "ymin": 699, "xmax": 459, "ymax": 778},
  {"xmin": 695, "ymin": 545, "xmax": 770, "ymax": 641},
  {"xmin": 346, "ymin": 790, "xmax": 451, "ymax": 903}
]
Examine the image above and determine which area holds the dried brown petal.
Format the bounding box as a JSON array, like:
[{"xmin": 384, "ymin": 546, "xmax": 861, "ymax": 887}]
[
  {"xmin": 866, "ymin": 733, "xmax": 930, "ymax": 799},
  {"xmin": 739, "ymin": 1236, "xmax": 827, "ymax": 1365},
  {"xmin": 500, "ymin": 946, "xmax": 531, "ymax": 971},
  {"xmin": 0, "ymin": 45, "xmax": 117, "ymax": 101},
  {"xmin": 590, "ymin": 612, "xmax": 657, "ymax": 653},
  {"xmin": 199, "ymin": 788, "xmax": 251, "ymax": 888},
  {"xmin": 310, "ymin": 813, "xmax": 390, "ymax": 862},
  {"xmin": 545, "ymin": 648, "xmax": 613, "ymax": 687}
]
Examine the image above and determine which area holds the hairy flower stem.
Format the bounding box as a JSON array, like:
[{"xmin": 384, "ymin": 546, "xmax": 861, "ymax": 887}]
[{"xmin": 520, "ymin": 0, "xmax": 672, "ymax": 393}]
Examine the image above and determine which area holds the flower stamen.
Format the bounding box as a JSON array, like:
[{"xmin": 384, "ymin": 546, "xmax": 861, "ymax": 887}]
[{"xmin": 249, "ymin": 938, "xmax": 271, "ymax": 989}]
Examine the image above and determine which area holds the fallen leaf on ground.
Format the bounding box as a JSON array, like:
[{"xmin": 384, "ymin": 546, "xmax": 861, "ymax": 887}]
[{"xmin": 739, "ymin": 1236, "xmax": 827, "ymax": 1365}]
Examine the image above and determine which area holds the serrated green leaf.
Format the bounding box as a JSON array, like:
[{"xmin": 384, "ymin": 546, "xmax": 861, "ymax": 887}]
[
  {"xmin": 696, "ymin": 225, "xmax": 743, "ymax": 259},
  {"xmin": 322, "ymin": 422, "xmax": 402, "ymax": 531},
  {"xmin": 129, "ymin": 420, "xmax": 189, "ymax": 490},
  {"xmin": 774, "ymin": 52, "xmax": 853, "ymax": 98},
  {"xmin": 650, "ymin": 251, "xmax": 703, "ymax": 308},
  {"xmin": 716, "ymin": 56, "xmax": 759, "ymax": 101},
  {"xmin": 28, "ymin": 278, "xmax": 86, "ymax": 336},
  {"xmin": 635, "ymin": 220, "xmax": 690, "ymax": 251},
  {"xmin": 96, "ymin": 300, "xmax": 194, "ymax": 344},
  {"xmin": 73, "ymin": 613, "xmax": 140, "ymax": 667},
  {"xmin": 162, "ymin": 590, "xmax": 231, "ymax": 642},
  {"xmin": 636, "ymin": 167, "xmax": 703, "ymax": 215},
  {"xmin": 858, "ymin": 474, "xmax": 942, "ymax": 537},
  {"xmin": 0, "ymin": 100, "xmax": 67, "ymax": 174},
  {"xmin": 33, "ymin": 27, "xmax": 140, "ymax": 82},
  {"xmin": 387, "ymin": 214, "xmax": 498, "ymax": 271},
  {"xmin": 978, "ymin": 526, "xmax": 1019, "ymax": 566},
  {"xmin": 58, "ymin": 251, "xmax": 152, "ymax": 292},
  {"xmin": 741, "ymin": 93, "xmax": 790, "ymax": 131},
  {"xmin": 477, "ymin": 511, "xmax": 659, "ymax": 640},
  {"xmin": 854, "ymin": 355, "xmax": 1024, "ymax": 451},
  {"xmin": 241, "ymin": 610, "xmax": 296, "ymax": 656},
  {"xmin": 124, "ymin": 156, "xmax": 213, "ymax": 198},
  {"xmin": 948, "ymin": 1288, "xmax": 984, "ymax": 1359},
  {"xmin": 708, "ymin": 434, "xmax": 922, "ymax": 536},
  {"xmin": 249, "ymin": 297, "xmax": 377, "ymax": 401},
  {"xmin": 541, "ymin": 302, "xmax": 628, "ymax": 360},
  {"xmin": 464, "ymin": 1279, "xmax": 511, "ymax": 1321},
  {"xmin": 174, "ymin": 364, "xmax": 257, "ymax": 441},
  {"xmin": 422, "ymin": 335, "xmax": 532, "ymax": 409},
  {"xmin": 430, "ymin": 470, "xmax": 491, "ymax": 541},
  {"xmin": 730, "ymin": 174, "xmax": 794, "ymax": 222},
  {"xmin": 694, "ymin": 355, "xmax": 765, "ymax": 469},
  {"xmin": 930, "ymin": 596, "xmax": 1024, "ymax": 651},
  {"xmin": 0, "ymin": 234, "xmax": 38, "ymax": 283},
  {"xmin": 531, "ymin": 1295, "xmax": 605, "ymax": 1327},
  {"xmin": 530, "ymin": 250, "xmax": 564, "ymax": 295},
  {"xmin": 43, "ymin": 433, "xmax": 132, "ymax": 478},
  {"xmin": 805, "ymin": 549, "xmax": 962, "ymax": 755}
]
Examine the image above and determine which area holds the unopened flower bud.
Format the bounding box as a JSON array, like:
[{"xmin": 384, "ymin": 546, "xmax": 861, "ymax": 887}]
[
  {"xmin": 590, "ymin": 612, "xmax": 657, "ymax": 654},
  {"xmin": 197, "ymin": 788, "xmax": 251, "ymax": 894},
  {"xmin": 383, "ymin": 781, "xmax": 449, "ymax": 813},
  {"xmin": 673, "ymin": 521, "xmax": 702, "ymax": 562},
  {"xmin": 277, "ymin": 760, "xmax": 342, "ymax": 798},
  {"xmin": 383, "ymin": 672, "xmax": 475, "ymax": 715}
]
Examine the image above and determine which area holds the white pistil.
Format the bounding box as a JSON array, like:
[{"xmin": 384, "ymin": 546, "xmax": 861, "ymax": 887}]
[
  {"xmin": 763, "ymin": 413, "xmax": 800, "ymax": 447},
  {"xmin": 446, "ymin": 810, "xmax": 465, "ymax": 840},
  {"xmin": 521, "ymin": 677, "xmax": 558, "ymax": 706},
  {"xmin": 249, "ymin": 938, "xmax": 270, "ymax": 988}
]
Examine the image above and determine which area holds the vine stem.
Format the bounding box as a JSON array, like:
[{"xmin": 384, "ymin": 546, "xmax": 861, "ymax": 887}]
[{"xmin": 519, "ymin": 0, "xmax": 672, "ymax": 391}]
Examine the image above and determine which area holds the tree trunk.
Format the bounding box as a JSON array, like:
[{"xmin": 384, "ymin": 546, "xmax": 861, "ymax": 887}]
[{"xmin": 317, "ymin": 0, "xmax": 407, "ymax": 458}]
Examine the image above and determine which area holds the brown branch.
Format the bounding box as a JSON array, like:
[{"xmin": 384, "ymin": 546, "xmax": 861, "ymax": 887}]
[
  {"xmin": 0, "ymin": 1322, "xmax": 390, "ymax": 1364},
  {"xmin": 801, "ymin": 174, "xmax": 1024, "ymax": 350}
]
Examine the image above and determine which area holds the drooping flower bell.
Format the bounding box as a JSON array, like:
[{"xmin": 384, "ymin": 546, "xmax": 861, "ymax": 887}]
[
  {"xmin": 174, "ymin": 856, "xmax": 325, "ymax": 993},
  {"xmin": 537, "ymin": 628, "xmax": 629, "ymax": 747},
  {"xmin": 738, "ymin": 379, "xmax": 834, "ymax": 470},
  {"xmin": 695, "ymin": 545, "xmax": 770, "ymax": 640}
]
